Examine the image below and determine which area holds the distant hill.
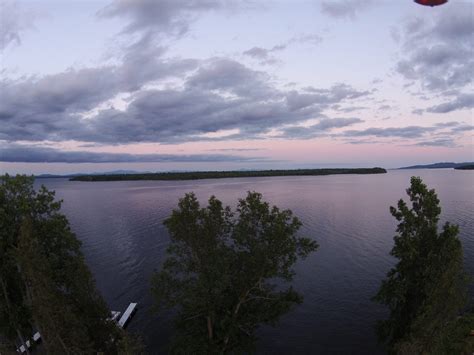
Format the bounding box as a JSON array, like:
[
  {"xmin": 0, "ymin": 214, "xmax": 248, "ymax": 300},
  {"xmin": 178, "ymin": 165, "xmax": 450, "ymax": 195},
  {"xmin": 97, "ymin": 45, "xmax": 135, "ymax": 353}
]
[{"xmin": 399, "ymin": 162, "xmax": 474, "ymax": 170}]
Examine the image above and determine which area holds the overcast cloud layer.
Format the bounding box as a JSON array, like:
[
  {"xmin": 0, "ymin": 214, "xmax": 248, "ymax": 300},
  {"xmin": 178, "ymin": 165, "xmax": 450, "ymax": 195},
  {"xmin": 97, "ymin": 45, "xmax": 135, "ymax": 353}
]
[
  {"xmin": 0, "ymin": 144, "xmax": 269, "ymax": 163},
  {"xmin": 0, "ymin": 0, "xmax": 472, "ymax": 171}
]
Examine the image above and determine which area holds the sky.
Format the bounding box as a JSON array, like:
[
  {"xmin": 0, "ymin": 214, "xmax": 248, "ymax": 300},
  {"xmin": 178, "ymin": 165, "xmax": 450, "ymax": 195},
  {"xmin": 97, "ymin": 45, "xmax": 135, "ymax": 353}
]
[{"xmin": 0, "ymin": 0, "xmax": 473, "ymax": 174}]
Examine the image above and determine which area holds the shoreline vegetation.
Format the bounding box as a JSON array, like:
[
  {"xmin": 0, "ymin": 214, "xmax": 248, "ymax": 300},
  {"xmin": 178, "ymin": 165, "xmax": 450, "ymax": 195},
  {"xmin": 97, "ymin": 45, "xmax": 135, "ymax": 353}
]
[
  {"xmin": 69, "ymin": 167, "xmax": 387, "ymax": 182},
  {"xmin": 454, "ymin": 165, "xmax": 474, "ymax": 170},
  {"xmin": 398, "ymin": 162, "xmax": 474, "ymax": 169}
]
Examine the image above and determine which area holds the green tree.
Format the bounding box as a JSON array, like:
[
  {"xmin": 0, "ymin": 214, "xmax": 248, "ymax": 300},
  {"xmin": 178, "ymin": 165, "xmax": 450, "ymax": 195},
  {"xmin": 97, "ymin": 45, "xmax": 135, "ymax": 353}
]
[
  {"xmin": 0, "ymin": 174, "xmax": 132, "ymax": 353},
  {"xmin": 151, "ymin": 192, "xmax": 318, "ymax": 354},
  {"xmin": 374, "ymin": 176, "xmax": 469, "ymax": 353}
]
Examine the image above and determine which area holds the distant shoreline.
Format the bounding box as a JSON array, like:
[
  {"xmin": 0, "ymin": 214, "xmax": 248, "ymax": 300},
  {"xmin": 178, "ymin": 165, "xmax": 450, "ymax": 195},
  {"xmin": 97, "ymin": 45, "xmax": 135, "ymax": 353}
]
[
  {"xmin": 454, "ymin": 165, "xmax": 474, "ymax": 170},
  {"xmin": 69, "ymin": 168, "xmax": 387, "ymax": 182},
  {"xmin": 398, "ymin": 162, "xmax": 474, "ymax": 170}
]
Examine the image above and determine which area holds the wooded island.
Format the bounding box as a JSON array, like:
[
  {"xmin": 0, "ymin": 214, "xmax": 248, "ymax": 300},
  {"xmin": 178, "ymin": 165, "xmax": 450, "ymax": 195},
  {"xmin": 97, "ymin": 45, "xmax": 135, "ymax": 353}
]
[{"xmin": 70, "ymin": 167, "xmax": 387, "ymax": 181}]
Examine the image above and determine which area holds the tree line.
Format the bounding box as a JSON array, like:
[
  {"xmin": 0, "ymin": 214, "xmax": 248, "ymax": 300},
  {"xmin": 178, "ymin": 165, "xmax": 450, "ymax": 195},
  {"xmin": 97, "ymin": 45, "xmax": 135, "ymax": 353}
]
[
  {"xmin": 1, "ymin": 174, "xmax": 472, "ymax": 354},
  {"xmin": 0, "ymin": 175, "xmax": 142, "ymax": 354},
  {"xmin": 69, "ymin": 167, "xmax": 387, "ymax": 182}
]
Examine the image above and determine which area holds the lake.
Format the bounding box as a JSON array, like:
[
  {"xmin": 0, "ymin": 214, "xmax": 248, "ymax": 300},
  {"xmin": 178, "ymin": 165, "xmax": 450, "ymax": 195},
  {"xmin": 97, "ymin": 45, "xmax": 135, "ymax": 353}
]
[{"xmin": 36, "ymin": 169, "xmax": 474, "ymax": 354}]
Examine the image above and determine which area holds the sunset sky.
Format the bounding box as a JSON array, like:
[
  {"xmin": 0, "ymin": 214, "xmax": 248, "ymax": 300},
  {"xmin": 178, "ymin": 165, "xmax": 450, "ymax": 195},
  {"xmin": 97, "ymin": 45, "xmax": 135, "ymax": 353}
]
[{"xmin": 1, "ymin": 0, "xmax": 473, "ymax": 174}]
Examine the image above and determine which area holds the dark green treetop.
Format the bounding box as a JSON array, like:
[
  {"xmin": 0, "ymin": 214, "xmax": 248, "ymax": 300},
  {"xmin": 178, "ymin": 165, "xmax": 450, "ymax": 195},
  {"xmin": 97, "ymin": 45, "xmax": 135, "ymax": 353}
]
[
  {"xmin": 0, "ymin": 174, "xmax": 135, "ymax": 353},
  {"xmin": 151, "ymin": 191, "xmax": 318, "ymax": 354},
  {"xmin": 374, "ymin": 176, "xmax": 469, "ymax": 353}
]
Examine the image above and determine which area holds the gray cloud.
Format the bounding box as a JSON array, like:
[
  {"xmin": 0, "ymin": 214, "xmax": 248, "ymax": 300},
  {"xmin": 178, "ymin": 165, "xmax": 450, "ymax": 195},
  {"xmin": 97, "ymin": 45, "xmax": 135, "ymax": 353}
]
[
  {"xmin": 435, "ymin": 121, "xmax": 461, "ymax": 128},
  {"xmin": 378, "ymin": 105, "xmax": 391, "ymax": 111},
  {"xmin": 0, "ymin": 144, "xmax": 268, "ymax": 163},
  {"xmin": 426, "ymin": 93, "xmax": 474, "ymax": 113},
  {"xmin": 243, "ymin": 46, "xmax": 278, "ymax": 59},
  {"xmin": 414, "ymin": 138, "xmax": 456, "ymax": 148},
  {"xmin": 450, "ymin": 124, "xmax": 474, "ymax": 133},
  {"xmin": 332, "ymin": 105, "xmax": 368, "ymax": 113},
  {"xmin": 343, "ymin": 126, "xmax": 437, "ymax": 139},
  {"xmin": 0, "ymin": 0, "xmax": 38, "ymax": 50},
  {"xmin": 243, "ymin": 45, "xmax": 285, "ymax": 65},
  {"xmin": 1, "ymin": 54, "xmax": 369, "ymax": 144},
  {"xmin": 207, "ymin": 148, "xmax": 264, "ymax": 152},
  {"xmin": 98, "ymin": 0, "xmax": 233, "ymax": 37},
  {"xmin": 339, "ymin": 121, "xmax": 472, "ymax": 143},
  {"xmin": 286, "ymin": 84, "xmax": 370, "ymax": 111},
  {"xmin": 187, "ymin": 58, "xmax": 274, "ymax": 98},
  {"xmin": 396, "ymin": 3, "xmax": 473, "ymax": 100},
  {"xmin": 347, "ymin": 139, "xmax": 389, "ymax": 145},
  {"xmin": 279, "ymin": 117, "xmax": 363, "ymax": 139},
  {"xmin": 0, "ymin": 46, "xmax": 199, "ymax": 142},
  {"xmin": 243, "ymin": 34, "xmax": 322, "ymax": 65},
  {"xmin": 320, "ymin": 0, "xmax": 374, "ymax": 19}
]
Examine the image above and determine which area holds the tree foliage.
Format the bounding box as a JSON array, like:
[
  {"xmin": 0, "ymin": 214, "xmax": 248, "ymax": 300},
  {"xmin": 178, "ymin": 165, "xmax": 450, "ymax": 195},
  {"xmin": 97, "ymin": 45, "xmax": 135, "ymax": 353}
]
[
  {"xmin": 374, "ymin": 176, "xmax": 469, "ymax": 353},
  {"xmin": 152, "ymin": 191, "xmax": 318, "ymax": 353},
  {"xmin": 0, "ymin": 174, "xmax": 131, "ymax": 353}
]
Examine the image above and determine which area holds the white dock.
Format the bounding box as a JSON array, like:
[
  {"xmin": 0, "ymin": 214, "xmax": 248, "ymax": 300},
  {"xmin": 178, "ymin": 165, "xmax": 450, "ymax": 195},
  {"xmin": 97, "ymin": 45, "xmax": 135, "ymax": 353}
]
[
  {"xmin": 13, "ymin": 303, "xmax": 137, "ymax": 353},
  {"xmin": 32, "ymin": 332, "xmax": 41, "ymax": 342},
  {"xmin": 17, "ymin": 340, "xmax": 30, "ymax": 353},
  {"xmin": 109, "ymin": 310, "xmax": 121, "ymax": 322},
  {"xmin": 118, "ymin": 303, "xmax": 137, "ymax": 328},
  {"xmin": 15, "ymin": 331, "xmax": 41, "ymax": 353}
]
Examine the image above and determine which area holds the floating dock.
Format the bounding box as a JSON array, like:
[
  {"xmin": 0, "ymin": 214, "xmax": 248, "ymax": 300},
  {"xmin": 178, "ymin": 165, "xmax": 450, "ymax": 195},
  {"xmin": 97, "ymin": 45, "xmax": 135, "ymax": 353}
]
[
  {"xmin": 15, "ymin": 303, "xmax": 137, "ymax": 353},
  {"xmin": 118, "ymin": 302, "xmax": 137, "ymax": 328},
  {"xmin": 32, "ymin": 332, "xmax": 41, "ymax": 342},
  {"xmin": 16, "ymin": 331, "xmax": 41, "ymax": 353},
  {"xmin": 17, "ymin": 340, "xmax": 30, "ymax": 354},
  {"xmin": 109, "ymin": 310, "xmax": 121, "ymax": 322}
]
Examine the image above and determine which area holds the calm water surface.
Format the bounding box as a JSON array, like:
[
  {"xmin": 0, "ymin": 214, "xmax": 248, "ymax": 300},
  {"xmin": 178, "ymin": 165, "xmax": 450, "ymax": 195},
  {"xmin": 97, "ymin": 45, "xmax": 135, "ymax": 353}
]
[{"xmin": 36, "ymin": 169, "xmax": 474, "ymax": 354}]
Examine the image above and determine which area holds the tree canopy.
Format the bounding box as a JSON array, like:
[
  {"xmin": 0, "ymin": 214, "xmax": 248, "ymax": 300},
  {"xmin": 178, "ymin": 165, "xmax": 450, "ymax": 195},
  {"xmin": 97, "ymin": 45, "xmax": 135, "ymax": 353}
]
[
  {"xmin": 374, "ymin": 176, "xmax": 469, "ymax": 353},
  {"xmin": 151, "ymin": 191, "xmax": 318, "ymax": 353},
  {"xmin": 0, "ymin": 174, "xmax": 132, "ymax": 353}
]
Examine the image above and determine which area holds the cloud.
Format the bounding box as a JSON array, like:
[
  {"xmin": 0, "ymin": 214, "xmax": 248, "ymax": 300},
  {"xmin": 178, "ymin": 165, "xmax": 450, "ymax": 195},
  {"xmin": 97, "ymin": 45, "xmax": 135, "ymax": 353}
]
[
  {"xmin": 207, "ymin": 148, "xmax": 264, "ymax": 152},
  {"xmin": 342, "ymin": 126, "xmax": 437, "ymax": 138},
  {"xmin": 187, "ymin": 58, "xmax": 274, "ymax": 98},
  {"xmin": 98, "ymin": 0, "xmax": 234, "ymax": 37},
  {"xmin": 243, "ymin": 34, "xmax": 322, "ymax": 65},
  {"xmin": 395, "ymin": 3, "xmax": 473, "ymax": 99},
  {"xmin": 426, "ymin": 93, "xmax": 474, "ymax": 113},
  {"xmin": 243, "ymin": 46, "xmax": 278, "ymax": 59},
  {"xmin": 413, "ymin": 138, "xmax": 456, "ymax": 148},
  {"xmin": 0, "ymin": 47, "xmax": 199, "ymax": 142},
  {"xmin": 378, "ymin": 105, "xmax": 391, "ymax": 111},
  {"xmin": 320, "ymin": 0, "xmax": 374, "ymax": 19},
  {"xmin": 286, "ymin": 84, "xmax": 370, "ymax": 111},
  {"xmin": 435, "ymin": 121, "xmax": 461, "ymax": 128},
  {"xmin": 1, "ymin": 55, "xmax": 369, "ymax": 144},
  {"xmin": 346, "ymin": 139, "xmax": 388, "ymax": 145},
  {"xmin": 0, "ymin": 0, "xmax": 39, "ymax": 50},
  {"xmin": 0, "ymin": 144, "xmax": 269, "ymax": 163},
  {"xmin": 243, "ymin": 45, "xmax": 285, "ymax": 64},
  {"xmin": 332, "ymin": 105, "xmax": 368, "ymax": 113},
  {"xmin": 339, "ymin": 121, "xmax": 472, "ymax": 143},
  {"xmin": 450, "ymin": 124, "xmax": 474, "ymax": 133},
  {"xmin": 279, "ymin": 117, "xmax": 363, "ymax": 139}
]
